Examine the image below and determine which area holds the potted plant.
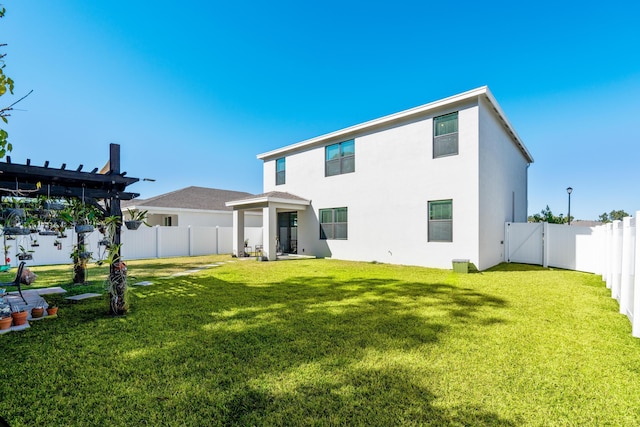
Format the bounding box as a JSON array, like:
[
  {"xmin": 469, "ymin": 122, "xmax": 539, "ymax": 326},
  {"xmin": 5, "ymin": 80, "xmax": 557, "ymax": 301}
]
[
  {"xmin": 17, "ymin": 245, "xmax": 34, "ymax": 261},
  {"xmin": 59, "ymin": 200, "xmax": 100, "ymax": 234},
  {"xmin": 124, "ymin": 209, "xmax": 149, "ymax": 230},
  {"xmin": 45, "ymin": 294, "xmax": 62, "ymax": 316},
  {"xmin": 31, "ymin": 306, "xmax": 44, "ymax": 319},
  {"xmin": 0, "ymin": 290, "xmax": 11, "ymax": 322},
  {"xmin": 10, "ymin": 305, "xmax": 28, "ymax": 326},
  {"xmin": 0, "ymin": 315, "xmax": 11, "ymax": 330},
  {"xmin": 43, "ymin": 200, "xmax": 65, "ymax": 211},
  {"xmin": 29, "ymin": 297, "xmax": 46, "ymax": 318},
  {"xmin": 1, "ymin": 201, "xmax": 34, "ymax": 235},
  {"xmin": 22, "ymin": 215, "xmax": 40, "ymax": 234}
]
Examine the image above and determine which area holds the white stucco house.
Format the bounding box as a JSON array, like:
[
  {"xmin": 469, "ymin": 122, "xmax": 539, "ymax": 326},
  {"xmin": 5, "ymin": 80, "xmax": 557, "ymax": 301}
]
[
  {"xmin": 227, "ymin": 86, "xmax": 534, "ymax": 270},
  {"xmin": 124, "ymin": 186, "xmax": 262, "ymax": 227}
]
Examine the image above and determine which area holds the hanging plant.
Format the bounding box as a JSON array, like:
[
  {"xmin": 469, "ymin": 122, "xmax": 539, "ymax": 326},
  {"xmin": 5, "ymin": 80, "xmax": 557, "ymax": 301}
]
[
  {"xmin": 17, "ymin": 245, "xmax": 34, "ymax": 261},
  {"xmin": 124, "ymin": 209, "xmax": 149, "ymax": 230},
  {"xmin": 43, "ymin": 200, "xmax": 64, "ymax": 211},
  {"xmin": 3, "ymin": 226, "xmax": 29, "ymax": 235},
  {"xmin": 75, "ymin": 224, "xmax": 94, "ymax": 234}
]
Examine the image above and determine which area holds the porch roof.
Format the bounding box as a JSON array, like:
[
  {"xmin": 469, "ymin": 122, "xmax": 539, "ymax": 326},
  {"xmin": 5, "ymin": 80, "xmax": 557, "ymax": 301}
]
[{"xmin": 225, "ymin": 191, "xmax": 310, "ymax": 211}]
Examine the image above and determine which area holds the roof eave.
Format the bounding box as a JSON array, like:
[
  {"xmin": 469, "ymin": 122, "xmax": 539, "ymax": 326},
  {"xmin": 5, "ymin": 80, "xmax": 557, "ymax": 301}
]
[{"xmin": 226, "ymin": 196, "xmax": 310, "ymax": 209}]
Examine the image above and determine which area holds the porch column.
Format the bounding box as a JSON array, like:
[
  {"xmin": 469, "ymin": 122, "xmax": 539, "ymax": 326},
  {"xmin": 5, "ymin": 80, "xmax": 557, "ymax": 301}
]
[
  {"xmin": 263, "ymin": 205, "xmax": 277, "ymax": 261},
  {"xmin": 233, "ymin": 209, "xmax": 245, "ymax": 257}
]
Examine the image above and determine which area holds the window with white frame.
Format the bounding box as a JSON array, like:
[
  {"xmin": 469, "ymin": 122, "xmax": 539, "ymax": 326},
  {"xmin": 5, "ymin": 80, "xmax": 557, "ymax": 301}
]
[
  {"xmin": 433, "ymin": 112, "xmax": 458, "ymax": 158},
  {"xmin": 276, "ymin": 157, "xmax": 286, "ymax": 185},
  {"xmin": 320, "ymin": 207, "xmax": 348, "ymax": 239},
  {"xmin": 428, "ymin": 200, "xmax": 452, "ymax": 242},
  {"xmin": 325, "ymin": 140, "xmax": 355, "ymax": 176}
]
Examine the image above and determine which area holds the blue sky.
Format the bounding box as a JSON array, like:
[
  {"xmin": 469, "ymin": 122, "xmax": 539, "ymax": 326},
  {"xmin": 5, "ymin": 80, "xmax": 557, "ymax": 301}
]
[{"xmin": 2, "ymin": 1, "xmax": 639, "ymax": 220}]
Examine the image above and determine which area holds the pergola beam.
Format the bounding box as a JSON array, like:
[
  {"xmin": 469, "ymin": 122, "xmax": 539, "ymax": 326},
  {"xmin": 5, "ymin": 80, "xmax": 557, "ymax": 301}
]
[{"xmin": 0, "ymin": 181, "xmax": 139, "ymax": 200}]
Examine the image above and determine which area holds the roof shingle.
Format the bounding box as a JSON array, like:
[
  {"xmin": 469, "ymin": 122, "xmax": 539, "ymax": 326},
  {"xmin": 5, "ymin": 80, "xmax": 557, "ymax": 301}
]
[{"xmin": 124, "ymin": 186, "xmax": 255, "ymax": 211}]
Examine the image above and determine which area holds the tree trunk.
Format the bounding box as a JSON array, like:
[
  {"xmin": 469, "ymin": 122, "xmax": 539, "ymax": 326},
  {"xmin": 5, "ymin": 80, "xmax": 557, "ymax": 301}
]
[
  {"xmin": 72, "ymin": 233, "xmax": 87, "ymax": 284},
  {"xmin": 73, "ymin": 261, "xmax": 86, "ymax": 284},
  {"xmin": 109, "ymin": 267, "xmax": 127, "ymax": 315}
]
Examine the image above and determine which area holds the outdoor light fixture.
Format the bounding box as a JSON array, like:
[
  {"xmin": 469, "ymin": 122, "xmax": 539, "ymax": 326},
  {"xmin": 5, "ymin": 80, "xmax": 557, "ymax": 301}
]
[{"xmin": 566, "ymin": 187, "xmax": 573, "ymax": 226}]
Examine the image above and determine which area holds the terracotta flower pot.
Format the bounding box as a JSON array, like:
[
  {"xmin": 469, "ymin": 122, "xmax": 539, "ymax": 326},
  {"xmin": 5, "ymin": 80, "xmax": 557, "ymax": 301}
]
[
  {"xmin": 0, "ymin": 316, "xmax": 12, "ymax": 330},
  {"xmin": 31, "ymin": 307, "xmax": 44, "ymax": 319},
  {"xmin": 11, "ymin": 311, "xmax": 28, "ymax": 326},
  {"xmin": 46, "ymin": 307, "xmax": 58, "ymax": 316}
]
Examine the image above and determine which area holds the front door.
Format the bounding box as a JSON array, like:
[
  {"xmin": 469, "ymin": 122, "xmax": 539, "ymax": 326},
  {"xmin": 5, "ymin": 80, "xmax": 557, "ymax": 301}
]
[{"xmin": 277, "ymin": 212, "xmax": 298, "ymax": 254}]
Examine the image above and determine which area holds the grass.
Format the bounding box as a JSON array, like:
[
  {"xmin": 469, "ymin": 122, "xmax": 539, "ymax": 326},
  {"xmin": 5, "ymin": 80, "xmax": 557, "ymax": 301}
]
[{"xmin": 1, "ymin": 256, "xmax": 639, "ymax": 426}]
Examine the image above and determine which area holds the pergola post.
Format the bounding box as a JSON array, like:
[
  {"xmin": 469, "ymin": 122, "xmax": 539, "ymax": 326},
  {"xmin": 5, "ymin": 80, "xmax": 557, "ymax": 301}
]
[{"xmin": 108, "ymin": 144, "xmax": 127, "ymax": 315}]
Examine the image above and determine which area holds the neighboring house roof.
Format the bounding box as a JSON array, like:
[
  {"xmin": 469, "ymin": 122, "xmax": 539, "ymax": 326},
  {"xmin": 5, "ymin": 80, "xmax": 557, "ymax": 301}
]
[
  {"xmin": 257, "ymin": 86, "xmax": 534, "ymax": 164},
  {"xmin": 124, "ymin": 186, "xmax": 255, "ymax": 211}
]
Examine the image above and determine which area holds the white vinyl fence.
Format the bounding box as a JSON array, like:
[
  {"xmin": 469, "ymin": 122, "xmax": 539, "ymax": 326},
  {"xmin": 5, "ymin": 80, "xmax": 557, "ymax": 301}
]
[
  {"xmin": 505, "ymin": 211, "xmax": 640, "ymax": 338},
  {"xmin": 6, "ymin": 226, "xmax": 263, "ymax": 268}
]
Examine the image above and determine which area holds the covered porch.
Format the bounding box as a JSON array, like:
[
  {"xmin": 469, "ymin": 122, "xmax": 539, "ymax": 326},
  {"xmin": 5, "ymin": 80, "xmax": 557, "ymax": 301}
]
[{"xmin": 226, "ymin": 192, "xmax": 310, "ymax": 261}]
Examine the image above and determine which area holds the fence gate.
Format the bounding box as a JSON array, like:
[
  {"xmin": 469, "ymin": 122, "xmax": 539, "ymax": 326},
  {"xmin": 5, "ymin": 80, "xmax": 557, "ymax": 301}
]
[{"xmin": 505, "ymin": 222, "xmax": 543, "ymax": 265}]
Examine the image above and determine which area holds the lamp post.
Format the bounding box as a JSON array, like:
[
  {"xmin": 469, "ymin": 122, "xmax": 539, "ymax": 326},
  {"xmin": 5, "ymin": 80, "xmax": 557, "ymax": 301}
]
[{"xmin": 566, "ymin": 187, "xmax": 573, "ymax": 226}]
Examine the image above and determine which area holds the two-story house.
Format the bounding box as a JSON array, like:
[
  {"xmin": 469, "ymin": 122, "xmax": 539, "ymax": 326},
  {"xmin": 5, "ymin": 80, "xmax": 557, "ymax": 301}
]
[{"xmin": 227, "ymin": 86, "xmax": 534, "ymax": 270}]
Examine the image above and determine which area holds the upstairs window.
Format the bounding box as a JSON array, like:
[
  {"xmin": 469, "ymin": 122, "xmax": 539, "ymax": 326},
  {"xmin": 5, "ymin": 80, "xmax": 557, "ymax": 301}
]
[
  {"xmin": 428, "ymin": 200, "xmax": 452, "ymax": 242},
  {"xmin": 276, "ymin": 157, "xmax": 286, "ymax": 185},
  {"xmin": 320, "ymin": 207, "xmax": 348, "ymax": 240},
  {"xmin": 433, "ymin": 112, "xmax": 458, "ymax": 158},
  {"xmin": 325, "ymin": 140, "xmax": 355, "ymax": 176}
]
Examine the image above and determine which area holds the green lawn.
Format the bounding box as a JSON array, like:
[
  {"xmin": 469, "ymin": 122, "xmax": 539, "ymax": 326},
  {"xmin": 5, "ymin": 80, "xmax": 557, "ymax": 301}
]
[{"xmin": 1, "ymin": 256, "xmax": 639, "ymax": 426}]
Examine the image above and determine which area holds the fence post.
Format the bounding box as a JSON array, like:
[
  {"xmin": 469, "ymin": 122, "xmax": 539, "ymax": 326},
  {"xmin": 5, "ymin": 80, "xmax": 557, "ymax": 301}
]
[
  {"xmin": 605, "ymin": 223, "xmax": 613, "ymax": 288},
  {"xmin": 542, "ymin": 222, "xmax": 549, "ymax": 268},
  {"xmin": 188, "ymin": 226, "xmax": 192, "ymax": 257},
  {"xmin": 504, "ymin": 222, "xmax": 510, "ymax": 263},
  {"xmin": 215, "ymin": 226, "xmax": 219, "ymax": 255},
  {"xmin": 156, "ymin": 225, "xmax": 161, "ymax": 258},
  {"xmin": 633, "ymin": 211, "xmax": 640, "ymax": 338},
  {"xmin": 620, "ymin": 217, "xmax": 634, "ymax": 317},
  {"xmin": 611, "ymin": 221, "xmax": 623, "ymax": 300}
]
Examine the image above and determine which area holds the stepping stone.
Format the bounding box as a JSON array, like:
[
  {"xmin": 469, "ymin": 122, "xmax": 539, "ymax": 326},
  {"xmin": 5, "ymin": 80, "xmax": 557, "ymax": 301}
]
[
  {"xmin": 66, "ymin": 293, "xmax": 101, "ymax": 301},
  {"xmin": 133, "ymin": 281, "xmax": 153, "ymax": 286},
  {"xmin": 36, "ymin": 287, "xmax": 67, "ymax": 295},
  {"xmin": 171, "ymin": 269, "xmax": 202, "ymax": 277}
]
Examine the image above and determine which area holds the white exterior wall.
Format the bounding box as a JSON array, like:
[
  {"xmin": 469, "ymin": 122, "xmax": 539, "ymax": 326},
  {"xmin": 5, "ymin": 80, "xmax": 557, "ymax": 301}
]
[
  {"xmin": 262, "ymin": 101, "xmax": 482, "ymax": 269},
  {"xmin": 132, "ymin": 207, "xmax": 262, "ymax": 227},
  {"xmin": 478, "ymin": 97, "xmax": 529, "ymax": 270}
]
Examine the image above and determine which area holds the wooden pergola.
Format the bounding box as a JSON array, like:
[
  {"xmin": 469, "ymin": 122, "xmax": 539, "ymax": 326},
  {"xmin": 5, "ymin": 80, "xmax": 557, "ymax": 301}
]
[{"xmin": 0, "ymin": 143, "xmax": 140, "ymax": 314}]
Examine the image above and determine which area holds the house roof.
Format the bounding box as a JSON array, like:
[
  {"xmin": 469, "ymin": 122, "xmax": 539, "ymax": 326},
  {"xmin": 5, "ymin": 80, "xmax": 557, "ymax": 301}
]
[
  {"xmin": 124, "ymin": 186, "xmax": 255, "ymax": 211},
  {"xmin": 257, "ymin": 86, "xmax": 534, "ymax": 164},
  {"xmin": 226, "ymin": 191, "xmax": 310, "ymax": 209}
]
